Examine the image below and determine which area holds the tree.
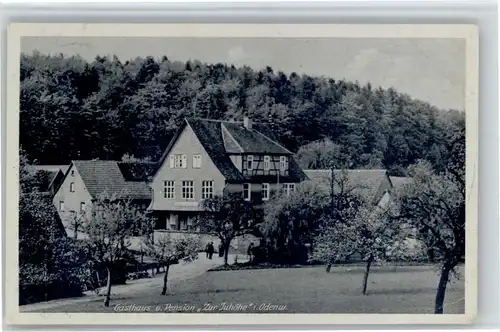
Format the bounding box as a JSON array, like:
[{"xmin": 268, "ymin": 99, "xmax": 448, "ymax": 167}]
[
  {"xmin": 260, "ymin": 182, "xmax": 329, "ymax": 264},
  {"xmin": 296, "ymin": 139, "xmax": 351, "ymax": 169},
  {"xmin": 20, "ymin": 52, "xmax": 465, "ymax": 173},
  {"xmin": 313, "ymin": 204, "xmax": 405, "ymax": 295},
  {"xmin": 80, "ymin": 192, "xmax": 150, "ymax": 307},
  {"xmin": 396, "ymin": 156, "xmax": 465, "ymax": 313},
  {"xmin": 19, "ymin": 150, "xmax": 92, "ymax": 304},
  {"xmin": 142, "ymin": 233, "xmax": 199, "ymax": 295},
  {"xmin": 67, "ymin": 211, "xmax": 84, "ymax": 240},
  {"xmin": 314, "ymin": 169, "xmax": 366, "ymax": 272},
  {"xmin": 200, "ymin": 192, "xmax": 258, "ymax": 265}
]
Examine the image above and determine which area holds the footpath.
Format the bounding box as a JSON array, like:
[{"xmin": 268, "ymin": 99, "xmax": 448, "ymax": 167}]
[{"xmin": 20, "ymin": 253, "xmax": 236, "ymax": 312}]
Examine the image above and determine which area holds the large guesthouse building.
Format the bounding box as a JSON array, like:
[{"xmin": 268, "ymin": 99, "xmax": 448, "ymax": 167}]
[
  {"xmin": 149, "ymin": 117, "xmax": 307, "ymax": 231},
  {"xmin": 51, "ymin": 117, "xmax": 307, "ymax": 236}
]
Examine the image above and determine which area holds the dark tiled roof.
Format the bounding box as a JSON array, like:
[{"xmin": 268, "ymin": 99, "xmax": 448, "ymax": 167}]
[
  {"xmin": 72, "ymin": 160, "xmax": 151, "ymax": 200},
  {"xmin": 304, "ymin": 169, "xmax": 389, "ymax": 202},
  {"xmin": 186, "ymin": 119, "xmax": 244, "ymax": 182},
  {"xmin": 155, "ymin": 118, "xmax": 301, "ymax": 182},
  {"xmin": 222, "ymin": 121, "xmax": 292, "ymax": 155},
  {"xmin": 221, "ymin": 125, "xmax": 244, "ymax": 153},
  {"xmin": 118, "ymin": 162, "xmax": 157, "ymax": 182},
  {"xmin": 32, "ymin": 170, "xmax": 60, "ymax": 192},
  {"xmin": 389, "ymin": 176, "xmax": 413, "ymax": 191}
]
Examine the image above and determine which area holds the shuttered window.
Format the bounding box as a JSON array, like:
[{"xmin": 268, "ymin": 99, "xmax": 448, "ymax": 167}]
[{"xmin": 243, "ymin": 183, "xmax": 251, "ymax": 201}]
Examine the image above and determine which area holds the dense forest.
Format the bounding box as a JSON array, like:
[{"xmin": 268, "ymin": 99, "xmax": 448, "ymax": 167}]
[{"xmin": 20, "ymin": 52, "xmax": 465, "ymax": 175}]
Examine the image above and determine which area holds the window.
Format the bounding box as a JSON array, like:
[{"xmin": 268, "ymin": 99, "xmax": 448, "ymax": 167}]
[
  {"xmin": 164, "ymin": 180, "xmax": 175, "ymax": 199},
  {"xmin": 262, "ymin": 183, "xmax": 270, "ymax": 201},
  {"xmin": 264, "ymin": 156, "xmax": 271, "ymax": 171},
  {"xmin": 247, "ymin": 155, "xmax": 254, "ymax": 171},
  {"xmin": 280, "ymin": 156, "xmax": 289, "ymax": 171},
  {"xmin": 170, "ymin": 154, "xmax": 187, "ymax": 168},
  {"xmin": 59, "ymin": 201, "xmax": 65, "ymax": 211},
  {"xmin": 80, "ymin": 202, "xmax": 86, "ymax": 212},
  {"xmin": 283, "ymin": 183, "xmax": 295, "ymax": 196},
  {"xmin": 180, "ymin": 217, "xmax": 188, "ymax": 231},
  {"xmin": 182, "ymin": 180, "xmax": 194, "ymax": 199},
  {"xmin": 202, "ymin": 180, "xmax": 214, "ymax": 199},
  {"xmin": 192, "ymin": 155, "xmax": 202, "ymax": 168},
  {"xmin": 70, "ymin": 182, "xmax": 75, "ymax": 192},
  {"xmin": 243, "ymin": 183, "xmax": 251, "ymax": 201},
  {"xmin": 71, "ymin": 170, "xmax": 75, "ymax": 177}
]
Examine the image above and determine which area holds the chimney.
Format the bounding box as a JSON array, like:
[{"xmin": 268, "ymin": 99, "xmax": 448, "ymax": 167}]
[{"xmin": 243, "ymin": 116, "xmax": 252, "ymax": 129}]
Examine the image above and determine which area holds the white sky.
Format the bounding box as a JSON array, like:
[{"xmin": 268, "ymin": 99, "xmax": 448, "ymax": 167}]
[{"xmin": 22, "ymin": 37, "xmax": 465, "ymax": 110}]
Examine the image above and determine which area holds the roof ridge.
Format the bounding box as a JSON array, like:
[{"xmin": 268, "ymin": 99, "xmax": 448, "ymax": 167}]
[
  {"xmin": 189, "ymin": 117, "xmax": 273, "ymax": 127},
  {"xmin": 118, "ymin": 161, "xmax": 157, "ymax": 164},
  {"xmin": 189, "ymin": 117, "xmax": 242, "ymax": 124},
  {"xmin": 72, "ymin": 159, "xmax": 120, "ymax": 163},
  {"xmin": 305, "ymin": 169, "xmax": 387, "ymax": 172}
]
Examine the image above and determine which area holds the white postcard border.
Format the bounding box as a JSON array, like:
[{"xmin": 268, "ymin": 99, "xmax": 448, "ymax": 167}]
[{"xmin": 5, "ymin": 23, "xmax": 479, "ymax": 326}]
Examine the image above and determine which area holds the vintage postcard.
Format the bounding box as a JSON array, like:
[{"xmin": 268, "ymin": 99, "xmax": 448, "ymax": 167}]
[{"xmin": 5, "ymin": 23, "xmax": 478, "ymax": 326}]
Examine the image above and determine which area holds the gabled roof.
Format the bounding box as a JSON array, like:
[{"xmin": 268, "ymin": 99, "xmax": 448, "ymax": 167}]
[
  {"xmin": 389, "ymin": 176, "xmax": 413, "ymax": 191},
  {"xmin": 70, "ymin": 160, "xmax": 151, "ymax": 200},
  {"xmin": 222, "ymin": 121, "xmax": 292, "ymax": 155},
  {"xmin": 155, "ymin": 118, "xmax": 298, "ymax": 182},
  {"xmin": 32, "ymin": 169, "xmax": 61, "ymax": 192},
  {"xmin": 118, "ymin": 162, "xmax": 157, "ymax": 182},
  {"xmin": 31, "ymin": 164, "xmax": 69, "ymax": 174},
  {"xmin": 304, "ymin": 169, "xmax": 390, "ymax": 203}
]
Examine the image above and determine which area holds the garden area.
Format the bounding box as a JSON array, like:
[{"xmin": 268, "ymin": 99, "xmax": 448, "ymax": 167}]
[{"xmin": 37, "ymin": 264, "xmax": 465, "ymax": 314}]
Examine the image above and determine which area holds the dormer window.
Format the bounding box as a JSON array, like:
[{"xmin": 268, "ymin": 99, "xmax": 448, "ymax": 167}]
[
  {"xmin": 247, "ymin": 155, "xmax": 254, "ymax": 171},
  {"xmin": 280, "ymin": 156, "xmax": 289, "ymax": 171},
  {"xmin": 264, "ymin": 156, "xmax": 271, "ymax": 171}
]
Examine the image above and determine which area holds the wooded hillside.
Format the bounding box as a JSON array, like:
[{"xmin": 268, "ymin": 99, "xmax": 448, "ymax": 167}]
[{"xmin": 20, "ymin": 52, "xmax": 465, "ymax": 175}]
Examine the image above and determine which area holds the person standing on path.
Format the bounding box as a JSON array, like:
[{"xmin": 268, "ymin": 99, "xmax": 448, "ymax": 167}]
[
  {"xmin": 247, "ymin": 242, "xmax": 254, "ymax": 262},
  {"xmin": 207, "ymin": 242, "xmax": 215, "ymax": 259},
  {"xmin": 205, "ymin": 243, "xmax": 210, "ymax": 258}
]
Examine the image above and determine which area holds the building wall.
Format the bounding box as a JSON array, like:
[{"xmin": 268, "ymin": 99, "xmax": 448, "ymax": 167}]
[
  {"xmin": 376, "ymin": 191, "xmax": 391, "ymax": 209},
  {"xmin": 52, "ymin": 164, "xmax": 92, "ymax": 226},
  {"xmin": 374, "ymin": 174, "xmax": 393, "ymax": 205},
  {"xmin": 151, "ymin": 124, "xmax": 226, "ymax": 212}
]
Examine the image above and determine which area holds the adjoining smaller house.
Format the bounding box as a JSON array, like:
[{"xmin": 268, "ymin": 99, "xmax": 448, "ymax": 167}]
[
  {"xmin": 303, "ymin": 169, "xmax": 393, "ymax": 208},
  {"xmin": 52, "ymin": 160, "xmax": 156, "ymax": 235},
  {"xmin": 29, "ymin": 165, "xmax": 68, "ymax": 197}
]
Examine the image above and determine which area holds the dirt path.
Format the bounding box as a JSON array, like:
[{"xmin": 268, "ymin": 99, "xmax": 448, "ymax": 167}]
[{"xmin": 20, "ymin": 253, "xmax": 240, "ymax": 312}]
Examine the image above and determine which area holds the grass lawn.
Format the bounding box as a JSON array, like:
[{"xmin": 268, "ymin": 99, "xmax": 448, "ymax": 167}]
[{"xmin": 39, "ymin": 265, "xmax": 465, "ymax": 314}]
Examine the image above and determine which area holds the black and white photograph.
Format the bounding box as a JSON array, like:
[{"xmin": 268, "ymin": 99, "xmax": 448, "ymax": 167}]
[{"xmin": 5, "ymin": 23, "xmax": 478, "ymax": 325}]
